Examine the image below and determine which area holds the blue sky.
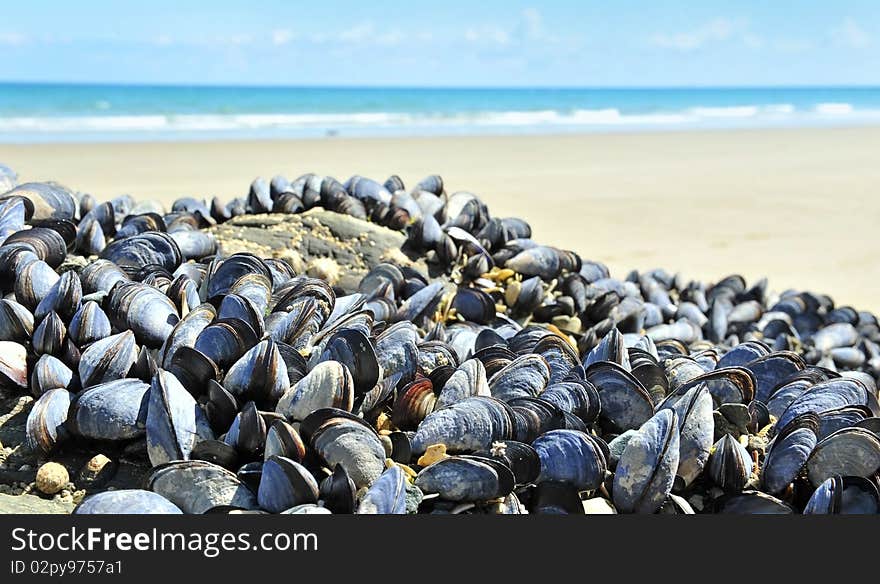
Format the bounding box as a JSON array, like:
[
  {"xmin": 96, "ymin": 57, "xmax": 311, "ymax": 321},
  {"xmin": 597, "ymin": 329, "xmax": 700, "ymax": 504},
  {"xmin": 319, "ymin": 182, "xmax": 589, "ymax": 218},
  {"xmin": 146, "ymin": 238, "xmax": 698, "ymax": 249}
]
[{"xmin": 0, "ymin": 1, "xmax": 878, "ymax": 86}]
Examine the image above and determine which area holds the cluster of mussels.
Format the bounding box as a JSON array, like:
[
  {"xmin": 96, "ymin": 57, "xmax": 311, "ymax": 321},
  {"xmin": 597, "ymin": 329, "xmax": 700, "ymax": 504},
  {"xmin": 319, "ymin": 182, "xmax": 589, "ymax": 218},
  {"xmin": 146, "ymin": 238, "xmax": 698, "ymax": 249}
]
[{"xmin": 1, "ymin": 162, "xmax": 879, "ymax": 515}]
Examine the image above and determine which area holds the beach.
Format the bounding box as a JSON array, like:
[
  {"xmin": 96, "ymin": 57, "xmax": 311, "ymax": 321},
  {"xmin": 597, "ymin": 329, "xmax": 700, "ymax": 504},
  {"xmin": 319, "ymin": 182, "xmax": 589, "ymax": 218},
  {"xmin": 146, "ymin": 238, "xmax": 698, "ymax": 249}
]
[{"xmin": 1, "ymin": 125, "xmax": 878, "ymax": 313}]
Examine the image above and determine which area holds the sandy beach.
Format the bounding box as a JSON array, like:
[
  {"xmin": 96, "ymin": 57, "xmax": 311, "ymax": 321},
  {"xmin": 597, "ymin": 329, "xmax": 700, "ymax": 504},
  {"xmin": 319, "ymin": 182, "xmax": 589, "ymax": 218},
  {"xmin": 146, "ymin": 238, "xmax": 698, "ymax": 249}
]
[{"xmin": 1, "ymin": 126, "xmax": 878, "ymax": 313}]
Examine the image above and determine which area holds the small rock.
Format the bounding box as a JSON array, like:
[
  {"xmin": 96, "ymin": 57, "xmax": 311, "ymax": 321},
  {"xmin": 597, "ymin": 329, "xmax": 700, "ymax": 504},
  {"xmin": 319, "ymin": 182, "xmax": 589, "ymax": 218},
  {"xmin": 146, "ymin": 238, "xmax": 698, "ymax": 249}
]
[
  {"xmin": 417, "ymin": 444, "xmax": 448, "ymax": 467},
  {"xmin": 35, "ymin": 462, "xmax": 69, "ymax": 495},
  {"xmin": 583, "ymin": 497, "xmax": 617, "ymax": 514},
  {"xmin": 78, "ymin": 454, "xmax": 116, "ymax": 487}
]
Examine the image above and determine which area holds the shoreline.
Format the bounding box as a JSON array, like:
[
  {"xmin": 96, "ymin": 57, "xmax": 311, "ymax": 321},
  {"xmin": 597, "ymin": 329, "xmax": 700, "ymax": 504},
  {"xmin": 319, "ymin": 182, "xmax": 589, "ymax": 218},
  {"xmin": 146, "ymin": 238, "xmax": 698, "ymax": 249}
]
[{"xmin": 1, "ymin": 125, "xmax": 878, "ymax": 313}]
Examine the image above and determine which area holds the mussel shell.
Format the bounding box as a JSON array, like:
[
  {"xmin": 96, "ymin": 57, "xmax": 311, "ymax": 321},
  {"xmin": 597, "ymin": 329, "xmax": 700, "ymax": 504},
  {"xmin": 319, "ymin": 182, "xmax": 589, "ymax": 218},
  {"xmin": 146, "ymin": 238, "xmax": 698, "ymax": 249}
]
[
  {"xmin": 612, "ymin": 409, "xmax": 680, "ymax": 514},
  {"xmin": 803, "ymin": 476, "xmax": 880, "ymax": 514},
  {"xmin": 310, "ymin": 416, "xmax": 386, "ymax": 489},
  {"xmin": 148, "ymin": 460, "xmax": 259, "ymax": 514},
  {"xmin": 257, "ymin": 456, "xmax": 320, "ymax": 513},
  {"xmin": 223, "ymin": 339, "xmax": 290, "ymax": 405},
  {"xmin": 415, "ymin": 456, "xmax": 503, "ymax": 502},
  {"xmin": 806, "ymin": 427, "xmax": 880, "ymax": 486},
  {"xmin": 68, "ymin": 378, "xmax": 150, "ymax": 440},
  {"xmin": 25, "ymin": 388, "xmax": 72, "ymax": 454},
  {"xmin": 78, "ymin": 330, "xmax": 138, "ymax": 388},
  {"xmin": 357, "ymin": 465, "xmax": 408, "ymax": 514},
  {"xmin": 275, "ymin": 360, "xmax": 354, "ymax": 422},
  {"xmin": 532, "ymin": 429, "xmax": 607, "ymax": 491},
  {"xmin": 708, "ymin": 434, "xmax": 753, "ymax": 493},
  {"xmin": 319, "ymin": 464, "xmax": 357, "ymax": 514},
  {"xmin": 74, "ymin": 490, "xmax": 183, "ymax": 514},
  {"xmin": 146, "ymin": 369, "xmax": 214, "ymax": 466}
]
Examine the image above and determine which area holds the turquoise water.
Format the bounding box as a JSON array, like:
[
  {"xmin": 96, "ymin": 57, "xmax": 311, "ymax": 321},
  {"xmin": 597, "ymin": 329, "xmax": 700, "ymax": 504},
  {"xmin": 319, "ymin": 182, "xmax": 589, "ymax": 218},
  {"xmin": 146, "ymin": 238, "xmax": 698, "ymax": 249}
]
[{"xmin": 1, "ymin": 83, "xmax": 879, "ymax": 142}]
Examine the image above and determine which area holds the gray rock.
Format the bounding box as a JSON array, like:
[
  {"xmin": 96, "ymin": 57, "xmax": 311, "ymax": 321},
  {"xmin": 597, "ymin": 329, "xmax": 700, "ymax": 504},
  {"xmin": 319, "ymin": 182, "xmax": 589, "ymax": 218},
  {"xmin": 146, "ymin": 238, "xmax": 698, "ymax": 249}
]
[
  {"xmin": 0, "ymin": 492, "xmax": 74, "ymax": 514},
  {"xmin": 209, "ymin": 208, "xmax": 425, "ymax": 293}
]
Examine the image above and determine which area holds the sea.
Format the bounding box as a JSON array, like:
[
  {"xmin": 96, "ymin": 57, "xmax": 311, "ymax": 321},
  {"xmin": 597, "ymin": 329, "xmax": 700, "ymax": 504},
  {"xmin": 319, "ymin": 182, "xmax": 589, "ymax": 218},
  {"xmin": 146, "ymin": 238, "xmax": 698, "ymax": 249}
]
[{"xmin": 1, "ymin": 83, "xmax": 879, "ymax": 142}]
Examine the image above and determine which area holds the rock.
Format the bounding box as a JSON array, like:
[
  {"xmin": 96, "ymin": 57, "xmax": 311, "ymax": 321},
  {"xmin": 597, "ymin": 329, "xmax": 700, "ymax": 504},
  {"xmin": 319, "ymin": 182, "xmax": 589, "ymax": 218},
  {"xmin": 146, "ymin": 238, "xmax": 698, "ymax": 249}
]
[
  {"xmin": 583, "ymin": 497, "xmax": 617, "ymax": 514},
  {"xmin": 78, "ymin": 454, "xmax": 117, "ymax": 488},
  {"xmin": 35, "ymin": 462, "xmax": 69, "ymax": 495},
  {"xmin": 209, "ymin": 209, "xmax": 426, "ymax": 293},
  {"xmin": 0, "ymin": 492, "xmax": 74, "ymax": 514}
]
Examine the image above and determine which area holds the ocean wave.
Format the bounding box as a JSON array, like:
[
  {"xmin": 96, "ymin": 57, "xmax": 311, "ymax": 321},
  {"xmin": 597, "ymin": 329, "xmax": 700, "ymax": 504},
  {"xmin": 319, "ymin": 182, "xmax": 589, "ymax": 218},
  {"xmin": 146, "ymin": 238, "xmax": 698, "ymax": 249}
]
[
  {"xmin": 0, "ymin": 103, "xmax": 878, "ymax": 138},
  {"xmin": 814, "ymin": 102, "xmax": 855, "ymax": 115}
]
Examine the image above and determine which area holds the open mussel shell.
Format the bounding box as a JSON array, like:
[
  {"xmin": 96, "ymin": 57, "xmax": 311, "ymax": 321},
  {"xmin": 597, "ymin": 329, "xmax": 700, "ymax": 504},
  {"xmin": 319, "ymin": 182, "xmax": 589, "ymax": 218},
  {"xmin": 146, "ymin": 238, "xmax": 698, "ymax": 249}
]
[
  {"xmin": 148, "ymin": 460, "xmax": 260, "ymax": 514},
  {"xmin": 146, "ymin": 369, "xmax": 214, "ymax": 466},
  {"xmin": 25, "ymin": 388, "xmax": 72, "ymax": 454},
  {"xmin": 806, "ymin": 427, "xmax": 880, "ymax": 487},
  {"xmin": 411, "ymin": 396, "xmax": 513, "ymax": 454},
  {"xmin": 68, "ymin": 379, "xmax": 150, "ymax": 441},
  {"xmin": 532, "ymin": 429, "xmax": 606, "ymax": 491},
  {"xmin": 275, "ymin": 360, "xmax": 354, "ymax": 422},
  {"xmin": 612, "ymin": 409, "xmax": 680, "ymax": 514},
  {"xmin": 357, "ymin": 465, "xmax": 409, "ymax": 514},
  {"xmin": 586, "ymin": 362, "xmax": 654, "ymax": 434},
  {"xmin": 257, "ymin": 456, "xmax": 320, "ymax": 513},
  {"xmin": 0, "ymin": 341, "xmax": 28, "ymax": 390},
  {"xmin": 761, "ymin": 413, "xmax": 819, "ymax": 495},
  {"xmin": 415, "ymin": 455, "xmax": 511, "ymax": 502},
  {"xmin": 320, "ymin": 464, "xmax": 357, "ymax": 514},
  {"xmin": 803, "ymin": 476, "xmax": 880, "ymax": 514},
  {"xmin": 78, "ymin": 330, "xmax": 138, "ymax": 388},
  {"xmin": 708, "ymin": 434, "xmax": 753, "ymax": 493},
  {"xmin": 223, "ymin": 339, "xmax": 290, "ymax": 405},
  {"xmin": 74, "ymin": 489, "xmax": 183, "ymax": 515},
  {"xmin": 660, "ymin": 385, "xmax": 713, "ymax": 489}
]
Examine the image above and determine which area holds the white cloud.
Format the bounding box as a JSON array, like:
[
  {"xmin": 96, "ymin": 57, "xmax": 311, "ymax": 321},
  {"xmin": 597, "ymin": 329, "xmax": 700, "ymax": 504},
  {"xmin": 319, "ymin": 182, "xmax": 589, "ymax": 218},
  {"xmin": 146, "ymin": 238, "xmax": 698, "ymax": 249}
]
[
  {"xmin": 153, "ymin": 34, "xmax": 173, "ymax": 47},
  {"xmin": 339, "ymin": 22, "xmax": 375, "ymax": 44},
  {"xmin": 0, "ymin": 32, "xmax": 28, "ymax": 46},
  {"xmin": 650, "ymin": 18, "xmax": 737, "ymax": 51},
  {"xmin": 272, "ymin": 29, "xmax": 293, "ymax": 46},
  {"xmin": 831, "ymin": 18, "xmax": 871, "ymax": 48}
]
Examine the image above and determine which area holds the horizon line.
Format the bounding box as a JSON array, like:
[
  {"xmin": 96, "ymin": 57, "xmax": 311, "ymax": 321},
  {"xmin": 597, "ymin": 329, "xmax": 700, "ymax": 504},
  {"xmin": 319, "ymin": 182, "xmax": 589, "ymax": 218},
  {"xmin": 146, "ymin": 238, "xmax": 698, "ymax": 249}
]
[{"xmin": 1, "ymin": 80, "xmax": 880, "ymax": 91}]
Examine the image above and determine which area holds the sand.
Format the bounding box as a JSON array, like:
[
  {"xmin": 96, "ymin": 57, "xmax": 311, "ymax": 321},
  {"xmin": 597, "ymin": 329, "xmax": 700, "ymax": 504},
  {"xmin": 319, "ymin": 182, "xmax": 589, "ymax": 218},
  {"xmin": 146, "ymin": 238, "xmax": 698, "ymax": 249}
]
[{"xmin": 1, "ymin": 126, "xmax": 878, "ymax": 313}]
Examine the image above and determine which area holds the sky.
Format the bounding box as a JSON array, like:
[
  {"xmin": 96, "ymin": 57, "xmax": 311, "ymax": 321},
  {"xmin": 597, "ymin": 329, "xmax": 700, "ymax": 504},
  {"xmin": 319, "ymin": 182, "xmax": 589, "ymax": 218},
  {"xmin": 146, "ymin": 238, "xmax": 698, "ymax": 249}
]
[{"xmin": 0, "ymin": 1, "xmax": 878, "ymax": 87}]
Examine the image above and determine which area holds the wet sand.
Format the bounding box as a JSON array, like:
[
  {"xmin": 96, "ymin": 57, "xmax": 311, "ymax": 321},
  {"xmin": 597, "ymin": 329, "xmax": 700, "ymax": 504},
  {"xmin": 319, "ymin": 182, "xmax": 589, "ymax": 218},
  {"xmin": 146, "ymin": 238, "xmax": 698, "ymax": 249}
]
[{"xmin": 1, "ymin": 126, "xmax": 878, "ymax": 312}]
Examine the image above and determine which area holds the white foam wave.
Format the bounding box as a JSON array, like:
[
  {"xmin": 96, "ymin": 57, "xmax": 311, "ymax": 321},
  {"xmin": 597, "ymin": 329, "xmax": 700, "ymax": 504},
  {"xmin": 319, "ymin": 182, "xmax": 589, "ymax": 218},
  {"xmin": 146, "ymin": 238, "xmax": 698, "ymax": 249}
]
[
  {"xmin": 814, "ymin": 102, "xmax": 854, "ymax": 115},
  {"xmin": 0, "ymin": 102, "xmax": 878, "ymax": 138}
]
